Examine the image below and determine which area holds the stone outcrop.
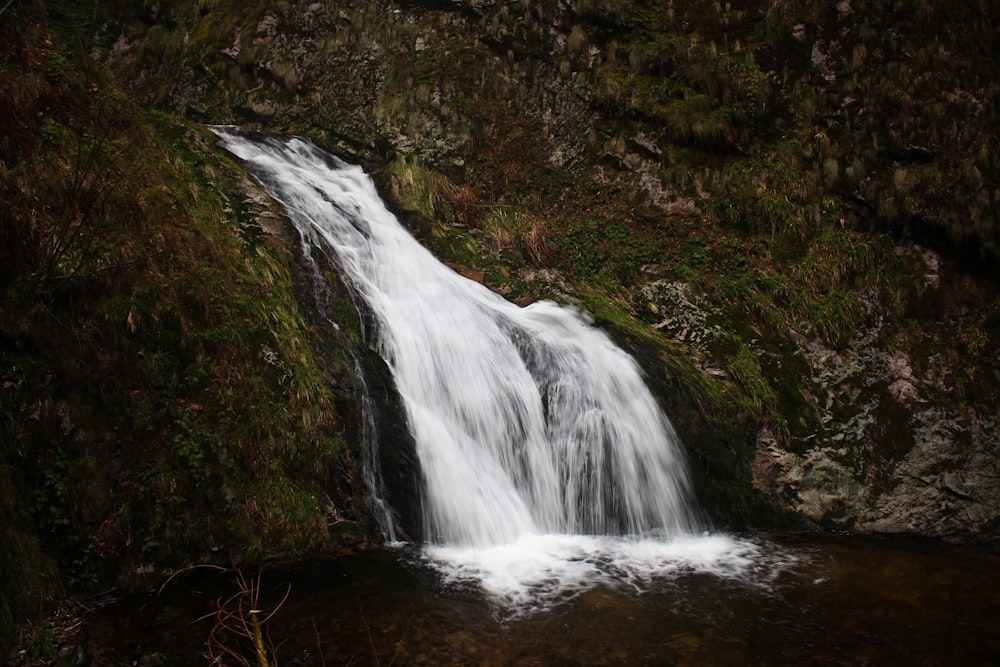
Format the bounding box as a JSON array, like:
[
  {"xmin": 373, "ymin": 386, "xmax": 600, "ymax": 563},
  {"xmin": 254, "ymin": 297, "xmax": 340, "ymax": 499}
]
[{"xmin": 750, "ymin": 245, "xmax": 999, "ymax": 543}]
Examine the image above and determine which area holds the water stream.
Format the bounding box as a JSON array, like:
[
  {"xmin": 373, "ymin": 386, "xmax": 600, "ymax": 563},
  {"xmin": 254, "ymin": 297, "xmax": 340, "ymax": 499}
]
[{"xmin": 209, "ymin": 126, "xmax": 775, "ymax": 613}]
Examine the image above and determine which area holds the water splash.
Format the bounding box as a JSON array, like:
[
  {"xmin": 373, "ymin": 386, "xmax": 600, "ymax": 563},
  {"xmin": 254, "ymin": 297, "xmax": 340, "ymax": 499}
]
[{"xmin": 210, "ymin": 126, "xmax": 789, "ymax": 611}]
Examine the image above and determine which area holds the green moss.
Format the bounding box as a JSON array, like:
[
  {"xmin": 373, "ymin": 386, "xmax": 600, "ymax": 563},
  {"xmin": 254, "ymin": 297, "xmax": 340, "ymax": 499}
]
[
  {"xmin": 726, "ymin": 346, "xmax": 777, "ymax": 422},
  {"xmin": 387, "ymin": 157, "xmax": 459, "ymax": 223},
  {"xmin": 0, "ymin": 20, "xmax": 352, "ymax": 640}
]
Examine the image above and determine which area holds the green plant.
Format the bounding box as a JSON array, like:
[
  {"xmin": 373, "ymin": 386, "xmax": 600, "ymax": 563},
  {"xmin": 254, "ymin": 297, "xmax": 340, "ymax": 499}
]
[{"xmin": 726, "ymin": 346, "xmax": 776, "ymax": 421}]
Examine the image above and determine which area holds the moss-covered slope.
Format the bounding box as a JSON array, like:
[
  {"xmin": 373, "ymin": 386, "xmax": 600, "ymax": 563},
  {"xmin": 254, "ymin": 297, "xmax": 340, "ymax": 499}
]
[{"xmin": 0, "ymin": 10, "xmax": 370, "ymax": 653}]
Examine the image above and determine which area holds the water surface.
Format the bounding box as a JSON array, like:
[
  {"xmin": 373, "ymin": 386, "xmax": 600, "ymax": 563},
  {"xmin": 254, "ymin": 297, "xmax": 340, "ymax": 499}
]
[{"xmin": 87, "ymin": 532, "xmax": 1000, "ymax": 666}]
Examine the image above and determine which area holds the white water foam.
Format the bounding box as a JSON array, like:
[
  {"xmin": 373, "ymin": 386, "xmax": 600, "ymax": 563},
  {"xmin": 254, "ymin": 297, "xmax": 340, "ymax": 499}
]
[
  {"xmin": 423, "ymin": 532, "xmax": 790, "ymax": 617},
  {"xmin": 210, "ymin": 126, "xmax": 795, "ymax": 614}
]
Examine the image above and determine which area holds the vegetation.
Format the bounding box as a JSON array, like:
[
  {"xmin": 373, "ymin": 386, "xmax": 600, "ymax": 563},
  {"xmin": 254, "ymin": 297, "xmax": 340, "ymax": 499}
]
[
  {"xmin": 0, "ymin": 9, "xmax": 354, "ymax": 656},
  {"xmin": 385, "ymin": 0, "xmax": 998, "ymax": 411},
  {"xmin": 174, "ymin": 565, "xmax": 290, "ymax": 667},
  {"xmin": 366, "ymin": 0, "xmax": 998, "ymax": 524}
]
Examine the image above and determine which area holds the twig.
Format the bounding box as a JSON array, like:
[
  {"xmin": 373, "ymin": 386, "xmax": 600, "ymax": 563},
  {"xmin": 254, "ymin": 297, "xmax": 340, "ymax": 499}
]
[
  {"xmin": 157, "ymin": 563, "xmax": 227, "ymax": 596},
  {"xmin": 312, "ymin": 618, "xmax": 327, "ymax": 667},
  {"xmin": 167, "ymin": 565, "xmax": 290, "ymax": 667},
  {"xmin": 0, "ymin": 0, "xmax": 17, "ymax": 20},
  {"xmin": 360, "ymin": 606, "xmax": 381, "ymax": 667},
  {"xmin": 385, "ymin": 612, "xmax": 415, "ymax": 667}
]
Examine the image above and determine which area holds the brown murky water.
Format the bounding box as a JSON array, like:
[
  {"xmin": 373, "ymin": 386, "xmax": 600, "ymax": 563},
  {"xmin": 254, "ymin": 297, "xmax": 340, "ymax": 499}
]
[{"xmin": 85, "ymin": 532, "xmax": 1000, "ymax": 666}]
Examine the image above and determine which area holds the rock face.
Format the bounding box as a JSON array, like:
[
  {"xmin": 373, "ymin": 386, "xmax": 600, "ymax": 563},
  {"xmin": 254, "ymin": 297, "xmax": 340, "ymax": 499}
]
[
  {"xmin": 104, "ymin": 0, "xmax": 1000, "ymax": 545},
  {"xmin": 751, "ymin": 245, "xmax": 1000, "ymax": 544},
  {"xmin": 755, "ymin": 345, "xmax": 1000, "ymax": 543}
]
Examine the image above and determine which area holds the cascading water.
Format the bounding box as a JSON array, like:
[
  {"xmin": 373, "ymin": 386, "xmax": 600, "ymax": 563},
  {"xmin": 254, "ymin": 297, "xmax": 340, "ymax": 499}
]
[
  {"xmin": 299, "ymin": 240, "xmax": 399, "ymax": 542},
  {"xmin": 211, "ymin": 127, "xmax": 773, "ymax": 612}
]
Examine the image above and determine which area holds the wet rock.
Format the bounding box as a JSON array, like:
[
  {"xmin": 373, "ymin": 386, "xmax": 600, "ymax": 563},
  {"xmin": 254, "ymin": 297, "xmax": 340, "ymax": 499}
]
[
  {"xmin": 865, "ymin": 408, "xmax": 1000, "ymax": 542},
  {"xmin": 752, "ymin": 276, "xmax": 1000, "ymax": 545}
]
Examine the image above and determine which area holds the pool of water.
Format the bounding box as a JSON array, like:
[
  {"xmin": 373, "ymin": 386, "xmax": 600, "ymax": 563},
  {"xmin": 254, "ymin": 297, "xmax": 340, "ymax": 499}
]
[{"xmin": 85, "ymin": 532, "xmax": 1000, "ymax": 666}]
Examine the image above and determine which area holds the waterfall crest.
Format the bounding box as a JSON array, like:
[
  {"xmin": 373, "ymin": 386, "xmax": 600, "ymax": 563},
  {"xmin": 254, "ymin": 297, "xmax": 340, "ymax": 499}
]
[{"xmin": 211, "ymin": 127, "xmax": 765, "ymax": 612}]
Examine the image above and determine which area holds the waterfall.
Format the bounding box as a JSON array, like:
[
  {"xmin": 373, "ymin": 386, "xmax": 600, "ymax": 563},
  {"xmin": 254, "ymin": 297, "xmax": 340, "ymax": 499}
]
[
  {"xmin": 299, "ymin": 236, "xmax": 399, "ymax": 542},
  {"xmin": 211, "ymin": 127, "xmax": 763, "ymax": 611}
]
